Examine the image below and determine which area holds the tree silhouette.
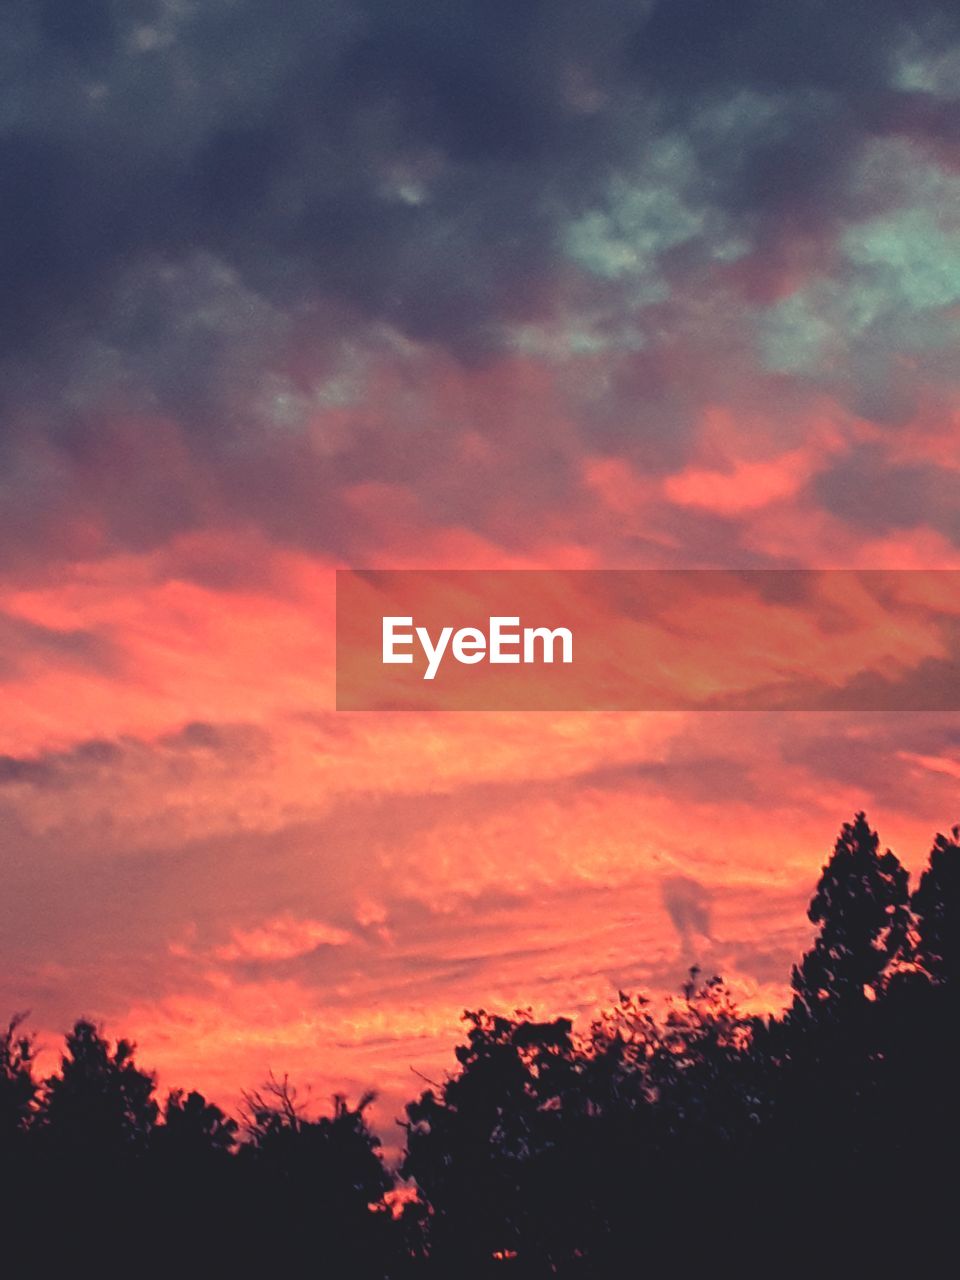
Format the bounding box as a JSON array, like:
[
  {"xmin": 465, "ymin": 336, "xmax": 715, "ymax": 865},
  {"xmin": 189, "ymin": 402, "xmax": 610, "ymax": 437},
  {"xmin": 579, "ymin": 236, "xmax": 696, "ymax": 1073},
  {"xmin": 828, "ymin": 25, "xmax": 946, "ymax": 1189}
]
[
  {"xmin": 39, "ymin": 1018, "xmax": 158, "ymax": 1161},
  {"xmin": 1, "ymin": 810, "xmax": 957, "ymax": 1276},
  {"xmin": 0, "ymin": 1013, "xmax": 36, "ymax": 1154},
  {"xmin": 791, "ymin": 812, "xmax": 909, "ymax": 1017},
  {"xmin": 911, "ymin": 824, "xmax": 960, "ymax": 987},
  {"xmin": 645, "ymin": 970, "xmax": 757, "ymax": 1144},
  {"xmin": 155, "ymin": 1087, "xmax": 238, "ymax": 1160},
  {"xmin": 403, "ymin": 1010, "xmax": 585, "ymax": 1273},
  {"xmin": 240, "ymin": 1075, "xmax": 395, "ymax": 1276},
  {"xmin": 242, "ymin": 1072, "xmax": 390, "ymax": 1200}
]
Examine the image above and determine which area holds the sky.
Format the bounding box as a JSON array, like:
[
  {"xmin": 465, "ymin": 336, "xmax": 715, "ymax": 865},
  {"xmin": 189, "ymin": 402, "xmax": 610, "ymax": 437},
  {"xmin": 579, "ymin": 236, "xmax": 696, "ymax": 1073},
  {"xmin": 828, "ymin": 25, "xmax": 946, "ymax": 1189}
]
[{"xmin": 2, "ymin": 1, "xmax": 960, "ymax": 1145}]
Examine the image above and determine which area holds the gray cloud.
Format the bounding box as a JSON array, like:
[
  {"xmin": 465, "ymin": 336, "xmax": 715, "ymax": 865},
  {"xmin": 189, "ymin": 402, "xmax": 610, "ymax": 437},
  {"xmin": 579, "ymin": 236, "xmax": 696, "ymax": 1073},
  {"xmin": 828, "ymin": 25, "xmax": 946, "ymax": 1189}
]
[
  {"xmin": 812, "ymin": 444, "xmax": 960, "ymax": 543},
  {"xmin": 1, "ymin": 2, "xmax": 959, "ymax": 566},
  {"xmin": 0, "ymin": 610, "xmax": 118, "ymax": 681},
  {"xmin": 660, "ymin": 875, "xmax": 712, "ymax": 943},
  {"xmin": 0, "ymin": 721, "xmax": 270, "ymax": 792}
]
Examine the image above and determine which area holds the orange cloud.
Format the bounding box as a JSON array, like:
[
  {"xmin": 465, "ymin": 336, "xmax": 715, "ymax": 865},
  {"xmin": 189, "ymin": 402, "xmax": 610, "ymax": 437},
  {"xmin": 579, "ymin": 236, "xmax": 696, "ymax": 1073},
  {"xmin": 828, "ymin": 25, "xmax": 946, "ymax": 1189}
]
[{"xmin": 213, "ymin": 915, "xmax": 355, "ymax": 962}]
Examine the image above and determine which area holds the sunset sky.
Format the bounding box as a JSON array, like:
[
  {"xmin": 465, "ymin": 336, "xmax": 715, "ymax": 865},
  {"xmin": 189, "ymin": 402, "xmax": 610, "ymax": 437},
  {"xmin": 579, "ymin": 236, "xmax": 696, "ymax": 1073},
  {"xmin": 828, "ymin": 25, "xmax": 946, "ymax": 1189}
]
[{"xmin": 2, "ymin": 1, "xmax": 960, "ymax": 1143}]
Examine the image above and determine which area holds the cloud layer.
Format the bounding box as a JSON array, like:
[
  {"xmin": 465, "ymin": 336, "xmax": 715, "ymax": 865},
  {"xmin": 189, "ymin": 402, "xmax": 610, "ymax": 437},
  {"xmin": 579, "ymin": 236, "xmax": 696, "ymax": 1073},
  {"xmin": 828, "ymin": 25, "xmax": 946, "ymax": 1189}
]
[{"xmin": 3, "ymin": 2, "xmax": 960, "ymax": 1141}]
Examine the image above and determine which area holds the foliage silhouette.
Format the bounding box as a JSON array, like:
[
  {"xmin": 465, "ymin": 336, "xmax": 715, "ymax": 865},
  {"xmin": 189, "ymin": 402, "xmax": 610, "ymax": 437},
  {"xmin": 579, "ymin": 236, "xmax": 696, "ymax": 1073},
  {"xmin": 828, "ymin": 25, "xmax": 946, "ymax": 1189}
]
[
  {"xmin": 790, "ymin": 811, "xmax": 910, "ymax": 1018},
  {"xmin": 39, "ymin": 1018, "xmax": 159, "ymax": 1160},
  {"xmin": 0, "ymin": 1014, "xmax": 36, "ymax": 1153},
  {"xmin": 0, "ymin": 812, "xmax": 956, "ymax": 1277},
  {"xmin": 155, "ymin": 1086, "xmax": 238, "ymax": 1161},
  {"xmin": 911, "ymin": 824, "xmax": 960, "ymax": 987}
]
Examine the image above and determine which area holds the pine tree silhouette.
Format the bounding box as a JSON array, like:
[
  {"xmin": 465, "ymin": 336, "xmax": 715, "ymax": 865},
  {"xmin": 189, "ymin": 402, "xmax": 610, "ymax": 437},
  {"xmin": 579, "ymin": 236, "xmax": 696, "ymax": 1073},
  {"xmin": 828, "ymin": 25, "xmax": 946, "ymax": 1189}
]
[
  {"xmin": 911, "ymin": 824, "xmax": 960, "ymax": 987},
  {"xmin": 791, "ymin": 812, "xmax": 909, "ymax": 1018}
]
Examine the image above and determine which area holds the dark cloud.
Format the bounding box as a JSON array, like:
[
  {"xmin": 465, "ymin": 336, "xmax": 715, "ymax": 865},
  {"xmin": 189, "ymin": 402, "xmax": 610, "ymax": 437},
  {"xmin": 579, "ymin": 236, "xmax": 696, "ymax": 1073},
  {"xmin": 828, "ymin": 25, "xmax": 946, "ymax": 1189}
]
[
  {"xmin": 574, "ymin": 755, "xmax": 764, "ymax": 807},
  {"xmin": 0, "ymin": 2, "xmax": 949, "ymax": 373},
  {"xmin": 0, "ymin": 1, "xmax": 958, "ymax": 564},
  {"xmin": 0, "ymin": 1, "xmax": 614, "ymax": 392},
  {"xmin": 631, "ymin": 2, "xmax": 960, "ymax": 253},
  {"xmin": 812, "ymin": 445, "xmax": 960, "ymax": 543},
  {"xmin": 635, "ymin": 0, "xmax": 896, "ymax": 95},
  {"xmin": 780, "ymin": 713, "xmax": 960, "ymax": 818},
  {"xmin": 0, "ymin": 721, "xmax": 270, "ymax": 792},
  {"xmin": 660, "ymin": 875, "xmax": 712, "ymax": 943},
  {"xmin": 0, "ymin": 610, "xmax": 117, "ymax": 681}
]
